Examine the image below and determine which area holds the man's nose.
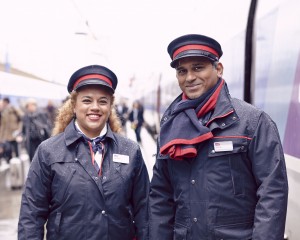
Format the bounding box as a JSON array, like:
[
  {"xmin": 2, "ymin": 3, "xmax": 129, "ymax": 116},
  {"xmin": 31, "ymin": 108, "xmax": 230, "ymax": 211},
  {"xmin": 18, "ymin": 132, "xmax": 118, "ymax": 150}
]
[{"xmin": 186, "ymin": 71, "xmax": 196, "ymax": 81}]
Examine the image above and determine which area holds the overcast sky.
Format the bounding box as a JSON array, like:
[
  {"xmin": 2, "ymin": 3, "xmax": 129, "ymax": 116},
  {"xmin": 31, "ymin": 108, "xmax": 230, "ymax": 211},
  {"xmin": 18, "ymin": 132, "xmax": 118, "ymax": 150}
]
[{"xmin": 0, "ymin": 0, "xmax": 253, "ymax": 97}]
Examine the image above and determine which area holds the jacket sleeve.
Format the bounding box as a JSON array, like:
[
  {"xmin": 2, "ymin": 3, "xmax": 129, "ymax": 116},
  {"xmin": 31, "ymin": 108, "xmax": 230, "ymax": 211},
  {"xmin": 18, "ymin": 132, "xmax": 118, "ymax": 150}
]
[
  {"xmin": 132, "ymin": 148, "xmax": 150, "ymax": 240},
  {"xmin": 18, "ymin": 143, "xmax": 51, "ymax": 240},
  {"xmin": 248, "ymin": 112, "xmax": 288, "ymax": 240},
  {"xmin": 149, "ymin": 143, "xmax": 175, "ymax": 240}
]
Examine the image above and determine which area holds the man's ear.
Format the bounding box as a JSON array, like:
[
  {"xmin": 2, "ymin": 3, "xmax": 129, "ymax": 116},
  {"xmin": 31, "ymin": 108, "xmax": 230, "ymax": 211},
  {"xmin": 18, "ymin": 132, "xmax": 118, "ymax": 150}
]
[{"xmin": 216, "ymin": 62, "xmax": 224, "ymax": 78}]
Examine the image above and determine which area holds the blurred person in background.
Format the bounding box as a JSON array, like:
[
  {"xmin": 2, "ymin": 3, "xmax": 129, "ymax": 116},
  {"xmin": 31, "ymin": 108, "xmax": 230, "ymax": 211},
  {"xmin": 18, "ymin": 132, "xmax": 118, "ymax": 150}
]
[
  {"xmin": 22, "ymin": 98, "xmax": 51, "ymax": 162},
  {"xmin": 45, "ymin": 99, "xmax": 58, "ymax": 131},
  {"xmin": 149, "ymin": 34, "xmax": 288, "ymax": 240},
  {"xmin": 116, "ymin": 98, "xmax": 129, "ymax": 135},
  {"xmin": 129, "ymin": 100, "xmax": 144, "ymax": 144},
  {"xmin": 18, "ymin": 65, "xmax": 149, "ymax": 240},
  {"xmin": 0, "ymin": 97, "xmax": 23, "ymax": 162}
]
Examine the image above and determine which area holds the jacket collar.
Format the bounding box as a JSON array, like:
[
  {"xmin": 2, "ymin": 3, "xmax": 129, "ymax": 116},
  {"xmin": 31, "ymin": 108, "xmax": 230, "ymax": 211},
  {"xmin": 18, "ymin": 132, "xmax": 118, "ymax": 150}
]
[
  {"xmin": 64, "ymin": 119, "xmax": 117, "ymax": 147},
  {"xmin": 209, "ymin": 82, "xmax": 235, "ymax": 120},
  {"xmin": 161, "ymin": 81, "xmax": 239, "ymax": 127}
]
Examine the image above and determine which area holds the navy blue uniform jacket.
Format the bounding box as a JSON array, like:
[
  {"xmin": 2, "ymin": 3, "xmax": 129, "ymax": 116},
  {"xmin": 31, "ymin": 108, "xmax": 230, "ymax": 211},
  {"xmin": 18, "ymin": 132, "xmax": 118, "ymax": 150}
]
[
  {"xmin": 150, "ymin": 83, "xmax": 288, "ymax": 240},
  {"xmin": 18, "ymin": 120, "xmax": 149, "ymax": 240}
]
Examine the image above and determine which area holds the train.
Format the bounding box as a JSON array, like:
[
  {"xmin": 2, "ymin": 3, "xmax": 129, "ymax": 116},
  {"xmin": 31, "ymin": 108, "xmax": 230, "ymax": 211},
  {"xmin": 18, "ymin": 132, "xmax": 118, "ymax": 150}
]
[
  {"xmin": 222, "ymin": 0, "xmax": 300, "ymax": 238},
  {"xmin": 0, "ymin": 70, "xmax": 67, "ymax": 108},
  {"xmin": 141, "ymin": 0, "xmax": 300, "ymax": 239}
]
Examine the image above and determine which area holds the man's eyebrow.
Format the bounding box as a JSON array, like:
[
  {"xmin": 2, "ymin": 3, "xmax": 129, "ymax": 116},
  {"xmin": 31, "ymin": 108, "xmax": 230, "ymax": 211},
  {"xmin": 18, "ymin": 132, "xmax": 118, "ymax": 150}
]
[
  {"xmin": 176, "ymin": 66, "xmax": 185, "ymax": 70},
  {"xmin": 192, "ymin": 62, "xmax": 205, "ymax": 66}
]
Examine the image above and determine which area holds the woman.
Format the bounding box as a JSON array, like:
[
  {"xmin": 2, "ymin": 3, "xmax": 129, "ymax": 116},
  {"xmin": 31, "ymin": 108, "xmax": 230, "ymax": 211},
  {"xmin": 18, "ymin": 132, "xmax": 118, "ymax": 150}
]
[{"xmin": 18, "ymin": 65, "xmax": 150, "ymax": 240}]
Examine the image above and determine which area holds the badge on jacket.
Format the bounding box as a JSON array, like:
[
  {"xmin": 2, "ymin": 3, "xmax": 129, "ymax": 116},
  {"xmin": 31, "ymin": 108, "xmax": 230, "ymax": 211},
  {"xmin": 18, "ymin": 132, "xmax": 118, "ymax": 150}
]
[
  {"xmin": 113, "ymin": 154, "xmax": 129, "ymax": 164},
  {"xmin": 214, "ymin": 141, "xmax": 233, "ymax": 152}
]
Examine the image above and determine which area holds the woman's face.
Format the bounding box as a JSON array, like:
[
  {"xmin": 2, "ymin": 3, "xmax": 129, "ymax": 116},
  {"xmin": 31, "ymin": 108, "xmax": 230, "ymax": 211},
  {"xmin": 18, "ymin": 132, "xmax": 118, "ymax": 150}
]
[{"xmin": 74, "ymin": 85, "xmax": 113, "ymax": 138}]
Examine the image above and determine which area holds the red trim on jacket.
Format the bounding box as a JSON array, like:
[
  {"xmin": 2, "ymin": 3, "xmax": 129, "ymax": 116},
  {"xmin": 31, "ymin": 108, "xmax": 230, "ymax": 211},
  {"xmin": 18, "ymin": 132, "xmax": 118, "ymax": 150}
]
[
  {"xmin": 213, "ymin": 135, "xmax": 252, "ymax": 140},
  {"xmin": 206, "ymin": 110, "xmax": 234, "ymax": 126}
]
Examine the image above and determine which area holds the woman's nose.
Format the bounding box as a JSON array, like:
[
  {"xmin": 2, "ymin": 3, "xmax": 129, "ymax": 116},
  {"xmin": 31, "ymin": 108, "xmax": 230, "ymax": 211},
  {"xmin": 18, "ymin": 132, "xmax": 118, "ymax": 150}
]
[{"xmin": 91, "ymin": 101, "xmax": 100, "ymax": 109}]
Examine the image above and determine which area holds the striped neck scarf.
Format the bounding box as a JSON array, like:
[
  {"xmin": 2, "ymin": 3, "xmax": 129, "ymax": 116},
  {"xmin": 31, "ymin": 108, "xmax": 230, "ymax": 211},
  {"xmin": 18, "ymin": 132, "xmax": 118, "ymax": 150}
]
[{"xmin": 159, "ymin": 78, "xmax": 224, "ymax": 160}]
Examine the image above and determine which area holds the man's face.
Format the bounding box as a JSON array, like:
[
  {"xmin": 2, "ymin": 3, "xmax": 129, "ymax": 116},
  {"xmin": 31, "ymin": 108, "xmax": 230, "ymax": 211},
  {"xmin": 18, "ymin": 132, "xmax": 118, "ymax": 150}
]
[
  {"xmin": 175, "ymin": 57, "xmax": 223, "ymax": 99},
  {"xmin": 74, "ymin": 85, "xmax": 112, "ymax": 138}
]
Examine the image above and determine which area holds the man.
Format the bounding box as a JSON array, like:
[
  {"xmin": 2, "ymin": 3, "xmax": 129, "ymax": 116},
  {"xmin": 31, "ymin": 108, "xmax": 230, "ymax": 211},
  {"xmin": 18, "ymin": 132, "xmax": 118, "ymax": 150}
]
[{"xmin": 149, "ymin": 34, "xmax": 288, "ymax": 240}]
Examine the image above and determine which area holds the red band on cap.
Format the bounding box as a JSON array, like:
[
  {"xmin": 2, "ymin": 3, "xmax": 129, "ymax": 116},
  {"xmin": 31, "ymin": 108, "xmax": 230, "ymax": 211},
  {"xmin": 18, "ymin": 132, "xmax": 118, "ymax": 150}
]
[
  {"xmin": 73, "ymin": 74, "xmax": 112, "ymax": 91},
  {"xmin": 173, "ymin": 44, "xmax": 219, "ymax": 59}
]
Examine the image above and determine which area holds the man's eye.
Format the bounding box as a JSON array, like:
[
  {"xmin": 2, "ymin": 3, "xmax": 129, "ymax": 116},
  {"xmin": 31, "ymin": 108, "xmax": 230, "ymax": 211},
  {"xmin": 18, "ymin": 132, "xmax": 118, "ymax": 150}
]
[
  {"xmin": 194, "ymin": 66, "xmax": 203, "ymax": 71},
  {"xmin": 177, "ymin": 69, "xmax": 186, "ymax": 75},
  {"xmin": 83, "ymin": 99, "xmax": 91, "ymax": 103}
]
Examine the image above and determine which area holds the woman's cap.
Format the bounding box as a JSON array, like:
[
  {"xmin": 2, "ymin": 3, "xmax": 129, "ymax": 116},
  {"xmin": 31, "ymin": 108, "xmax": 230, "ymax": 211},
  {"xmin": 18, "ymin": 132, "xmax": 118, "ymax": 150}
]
[
  {"xmin": 67, "ymin": 65, "xmax": 118, "ymax": 93},
  {"xmin": 167, "ymin": 34, "xmax": 223, "ymax": 68}
]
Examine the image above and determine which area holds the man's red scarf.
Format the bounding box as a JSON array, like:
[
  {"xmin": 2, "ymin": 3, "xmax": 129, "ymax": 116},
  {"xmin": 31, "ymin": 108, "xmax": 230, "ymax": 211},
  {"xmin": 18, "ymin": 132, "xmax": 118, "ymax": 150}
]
[{"xmin": 159, "ymin": 79, "xmax": 224, "ymax": 160}]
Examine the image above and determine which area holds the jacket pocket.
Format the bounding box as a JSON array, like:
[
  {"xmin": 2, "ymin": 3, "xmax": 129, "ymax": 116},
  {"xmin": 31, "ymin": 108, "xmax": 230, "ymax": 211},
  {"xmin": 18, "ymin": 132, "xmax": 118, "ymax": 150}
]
[
  {"xmin": 214, "ymin": 220, "xmax": 253, "ymax": 240},
  {"xmin": 208, "ymin": 137, "xmax": 248, "ymax": 196},
  {"xmin": 53, "ymin": 168, "xmax": 76, "ymax": 204},
  {"xmin": 174, "ymin": 223, "xmax": 188, "ymax": 240},
  {"xmin": 109, "ymin": 217, "xmax": 135, "ymax": 240}
]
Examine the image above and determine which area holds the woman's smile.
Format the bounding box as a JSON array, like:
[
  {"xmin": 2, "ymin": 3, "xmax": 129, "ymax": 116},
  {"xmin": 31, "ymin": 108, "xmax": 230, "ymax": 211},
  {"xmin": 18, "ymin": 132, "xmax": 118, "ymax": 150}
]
[{"xmin": 74, "ymin": 85, "xmax": 112, "ymax": 138}]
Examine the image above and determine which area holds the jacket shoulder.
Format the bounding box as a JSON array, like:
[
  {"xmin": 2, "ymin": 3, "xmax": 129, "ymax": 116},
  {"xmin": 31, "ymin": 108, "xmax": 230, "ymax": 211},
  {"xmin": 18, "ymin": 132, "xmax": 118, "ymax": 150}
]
[
  {"xmin": 231, "ymin": 98, "xmax": 263, "ymax": 117},
  {"xmin": 113, "ymin": 133, "xmax": 140, "ymax": 150},
  {"xmin": 231, "ymin": 98, "xmax": 271, "ymax": 137},
  {"xmin": 35, "ymin": 133, "xmax": 66, "ymax": 163}
]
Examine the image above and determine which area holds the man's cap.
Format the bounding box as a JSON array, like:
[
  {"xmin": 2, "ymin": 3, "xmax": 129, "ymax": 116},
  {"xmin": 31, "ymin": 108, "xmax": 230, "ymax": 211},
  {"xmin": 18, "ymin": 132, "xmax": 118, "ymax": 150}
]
[
  {"xmin": 67, "ymin": 65, "xmax": 118, "ymax": 93},
  {"xmin": 167, "ymin": 34, "xmax": 223, "ymax": 68}
]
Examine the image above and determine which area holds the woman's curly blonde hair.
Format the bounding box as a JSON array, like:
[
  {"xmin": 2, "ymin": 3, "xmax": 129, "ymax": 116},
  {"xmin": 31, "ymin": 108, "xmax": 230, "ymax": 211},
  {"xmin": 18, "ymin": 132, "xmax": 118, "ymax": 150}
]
[{"xmin": 52, "ymin": 91, "xmax": 122, "ymax": 136}]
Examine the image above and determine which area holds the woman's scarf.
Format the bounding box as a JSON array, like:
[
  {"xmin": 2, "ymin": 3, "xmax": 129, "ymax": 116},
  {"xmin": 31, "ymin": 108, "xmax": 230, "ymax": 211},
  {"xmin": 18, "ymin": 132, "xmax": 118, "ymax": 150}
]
[
  {"xmin": 159, "ymin": 78, "xmax": 224, "ymax": 160},
  {"xmin": 74, "ymin": 121, "xmax": 107, "ymax": 153},
  {"xmin": 74, "ymin": 121, "xmax": 107, "ymax": 173}
]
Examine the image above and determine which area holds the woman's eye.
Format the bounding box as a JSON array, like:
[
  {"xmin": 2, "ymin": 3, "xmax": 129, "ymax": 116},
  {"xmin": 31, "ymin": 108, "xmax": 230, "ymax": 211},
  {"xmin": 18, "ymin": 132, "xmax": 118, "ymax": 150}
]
[{"xmin": 99, "ymin": 100, "xmax": 108, "ymax": 105}]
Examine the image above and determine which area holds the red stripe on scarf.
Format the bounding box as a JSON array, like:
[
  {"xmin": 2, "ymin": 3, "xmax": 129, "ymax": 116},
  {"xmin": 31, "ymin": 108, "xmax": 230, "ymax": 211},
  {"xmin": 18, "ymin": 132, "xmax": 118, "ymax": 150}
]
[
  {"xmin": 160, "ymin": 132, "xmax": 213, "ymax": 160},
  {"xmin": 197, "ymin": 79, "xmax": 224, "ymax": 118}
]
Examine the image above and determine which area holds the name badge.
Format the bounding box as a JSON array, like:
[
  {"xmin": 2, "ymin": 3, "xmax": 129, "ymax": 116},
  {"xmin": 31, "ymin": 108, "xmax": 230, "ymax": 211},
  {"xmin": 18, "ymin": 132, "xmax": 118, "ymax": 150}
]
[
  {"xmin": 113, "ymin": 154, "xmax": 129, "ymax": 164},
  {"xmin": 214, "ymin": 141, "xmax": 233, "ymax": 152}
]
